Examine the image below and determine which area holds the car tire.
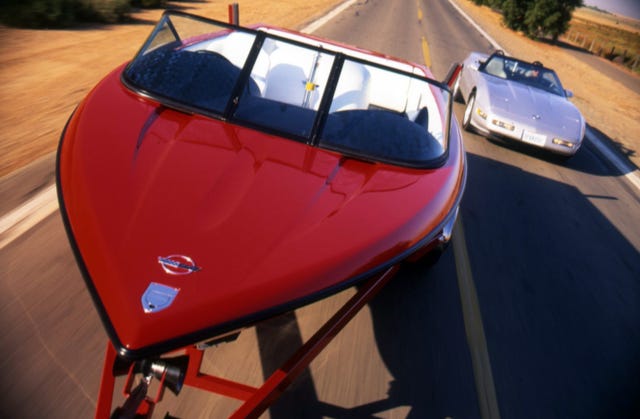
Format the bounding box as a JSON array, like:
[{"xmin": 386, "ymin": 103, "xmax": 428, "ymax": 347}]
[
  {"xmin": 462, "ymin": 92, "xmax": 475, "ymax": 131},
  {"xmin": 452, "ymin": 74, "xmax": 463, "ymax": 103}
]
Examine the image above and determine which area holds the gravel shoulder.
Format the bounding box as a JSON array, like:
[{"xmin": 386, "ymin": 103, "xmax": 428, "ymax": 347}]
[{"xmin": 450, "ymin": 0, "xmax": 640, "ymax": 170}]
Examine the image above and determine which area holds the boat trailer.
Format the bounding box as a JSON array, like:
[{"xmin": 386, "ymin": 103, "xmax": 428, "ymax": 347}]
[
  {"xmin": 96, "ymin": 266, "xmax": 399, "ymax": 418},
  {"xmin": 90, "ymin": 5, "xmax": 466, "ymax": 417}
]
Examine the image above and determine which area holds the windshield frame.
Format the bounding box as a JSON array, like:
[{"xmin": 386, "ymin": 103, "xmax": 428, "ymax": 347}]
[
  {"xmin": 122, "ymin": 11, "xmax": 454, "ymax": 169},
  {"xmin": 479, "ymin": 52, "xmax": 566, "ymax": 97}
]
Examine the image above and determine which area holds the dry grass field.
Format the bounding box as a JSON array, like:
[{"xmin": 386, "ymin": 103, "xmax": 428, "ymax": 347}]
[
  {"xmin": 1, "ymin": 0, "xmax": 639, "ymax": 178},
  {"xmin": 573, "ymin": 7, "xmax": 640, "ymax": 33},
  {"xmin": 0, "ymin": 0, "xmax": 343, "ymax": 178},
  {"xmin": 566, "ymin": 8, "xmax": 640, "ymax": 72}
]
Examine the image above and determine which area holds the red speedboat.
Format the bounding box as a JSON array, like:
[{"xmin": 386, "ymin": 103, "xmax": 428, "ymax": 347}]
[{"xmin": 57, "ymin": 10, "xmax": 465, "ymax": 416}]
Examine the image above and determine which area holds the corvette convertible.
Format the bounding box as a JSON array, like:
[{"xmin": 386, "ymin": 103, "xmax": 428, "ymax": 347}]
[
  {"xmin": 454, "ymin": 50, "xmax": 585, "ymax": 158},
  {"xmin": 57, "ymin": 11, "xmax": 466, "ymax": 360}
]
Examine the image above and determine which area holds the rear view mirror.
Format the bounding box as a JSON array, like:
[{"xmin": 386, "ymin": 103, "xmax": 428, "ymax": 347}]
[{"xmin": 466, "ymin": 59, "xmax": 482, "ymax": 71}]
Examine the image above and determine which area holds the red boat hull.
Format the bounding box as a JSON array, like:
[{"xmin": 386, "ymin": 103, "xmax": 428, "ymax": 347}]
[{"xmin": 58, "ymin": 55, "xmax": 465, "ymax": 361}]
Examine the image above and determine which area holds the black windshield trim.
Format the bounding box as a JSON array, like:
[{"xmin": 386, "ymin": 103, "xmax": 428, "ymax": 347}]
[{"xmin": 121, "ymin": 10, "xmax": 452, "ymax": 169}]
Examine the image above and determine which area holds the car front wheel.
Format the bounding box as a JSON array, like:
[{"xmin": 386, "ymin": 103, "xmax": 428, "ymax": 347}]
[
  {"xmin": 452, "ymin": 73, "xmax": 463, "ymax": 103},
  {"xmin": 462, "ymin": 92, "xmax": 475, "ymax": 131}
]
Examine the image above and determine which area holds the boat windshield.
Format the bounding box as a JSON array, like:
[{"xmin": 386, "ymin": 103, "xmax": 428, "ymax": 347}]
[
  {"xmin": 123, "ymin": 11, "xmax": 452, "ymax": 168},
  {"xmin": 481, "ymin": 54, "xmax": 565, "ymax": 97}
]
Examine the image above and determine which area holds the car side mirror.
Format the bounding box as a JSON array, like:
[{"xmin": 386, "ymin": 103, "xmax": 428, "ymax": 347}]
[
  {"xmin": 468, "ymin": 59, "xmax": 482, "ymax": 71},
  {"xmin": 565, "ymin": 89, "xmax": 573, "ymax": 98}
]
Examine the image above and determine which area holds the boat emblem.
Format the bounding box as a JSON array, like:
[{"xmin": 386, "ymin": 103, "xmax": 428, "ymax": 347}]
[
  {"xmin": 158, "ymin": 255, "xmax": 201, "ymax": 275},
  {"xmin": 141, "ymin": 283, "xmax": 179, "ymax": 313}
]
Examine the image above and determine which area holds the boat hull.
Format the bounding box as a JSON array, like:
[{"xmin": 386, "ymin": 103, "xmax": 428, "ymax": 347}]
[{"xmin": 57, "ymin": 32, "xmax": 466, "ymax": 361}]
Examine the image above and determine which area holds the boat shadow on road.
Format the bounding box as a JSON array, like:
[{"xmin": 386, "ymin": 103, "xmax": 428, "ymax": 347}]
[
  {"xmin": 368, "ymin": 152, "xmax": 640, "ymax": 419},
  {"xmin": 252, "ymin": 152, "xmax": 640, "ymax": 418}
]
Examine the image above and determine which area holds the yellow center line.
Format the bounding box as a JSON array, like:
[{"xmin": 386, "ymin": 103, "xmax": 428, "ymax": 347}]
[
  {"xmin": 417, "ymin": 0, "xmax": 429, "ymax": 66},
  {"xmin": 452, "ymin": 215, "xmax": 502, "ymax": 419},
  {"xmin": 421, "ymin": 36, "xmax": 431, "ymax": 68}
]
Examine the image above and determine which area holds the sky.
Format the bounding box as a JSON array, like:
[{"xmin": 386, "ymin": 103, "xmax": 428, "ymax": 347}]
[{"xmin": 581, "ymin": 0, "xmax": 640, "ymax": 20}]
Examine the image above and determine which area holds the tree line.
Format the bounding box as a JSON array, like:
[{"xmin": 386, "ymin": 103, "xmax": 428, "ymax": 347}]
[
  {"xmin": 0, "ymin": 0, "xmax": 166, "ymax": 28},
  {"xmin": 471, "ymin": 0, "xmax": 584, "ymax": 42}
]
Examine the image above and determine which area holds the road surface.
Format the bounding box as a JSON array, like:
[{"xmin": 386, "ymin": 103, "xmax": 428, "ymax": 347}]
[{"xmin": 1, "ymin": 0, "xmax": 639, "ymax": 417}]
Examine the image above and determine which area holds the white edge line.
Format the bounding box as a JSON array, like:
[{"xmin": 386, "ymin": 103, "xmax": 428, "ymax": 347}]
[
  {"xmin": 446, "ymin": 0, "xmax": 503, "ymax": 51},
  {"xmin": 585, "ymin": 128, "xmax": 640, "ymax": 191},
  {"xmin": 301, "ymin": 0, "xmax": 358, "ymax": 34},
  {"xmin": 447, "ymin": 0, "xmax": 640, "ymax": 193},
  {"xmin": 0, "ymin": 184, "xmax": 59, "ymax": 250}
]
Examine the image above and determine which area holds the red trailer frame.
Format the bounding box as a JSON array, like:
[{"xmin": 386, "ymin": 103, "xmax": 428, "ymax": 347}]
[{"xmin": 95, "ymin": 265, "xmax": 399, "ymax": 418}]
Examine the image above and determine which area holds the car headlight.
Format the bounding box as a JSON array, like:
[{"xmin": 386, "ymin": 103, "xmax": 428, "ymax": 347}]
[
  {"xmin": 492, "ymin": 119, "xmax": 515, "ymax": 131},
  {"xmin": 476, "ymin": 108, "xmax": 487, "ymax": 119},
  {"xmin": 552, "ymin": 138, "xmax": 575, "ymax": 148}
]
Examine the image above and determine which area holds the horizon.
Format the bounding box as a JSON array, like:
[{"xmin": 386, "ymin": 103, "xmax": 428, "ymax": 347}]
[{"xmin": 582, "ymin": 0, "xmax": 640, "ymax": 20}]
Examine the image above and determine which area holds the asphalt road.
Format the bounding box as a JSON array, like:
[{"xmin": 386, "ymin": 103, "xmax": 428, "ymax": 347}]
[{"xmin": 1, "ymin": 0, "xmax": 640, "ymax": 418}]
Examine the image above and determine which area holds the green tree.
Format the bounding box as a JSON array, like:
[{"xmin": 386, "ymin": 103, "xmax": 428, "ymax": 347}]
[
  {"xmin": 0, "ymin": 0, "xmax": 82, "ymax": 27},
  {"xmin": 0, "ymin": 0, "xmax": 171, "ymax": 28},
  {"xmin": 502, "ymin": 0, "xmax": 530, "ymax": 32},
  {"xmin": 487, "ymin": 0, "xmax": 507, "ymax": 9},
  {"xmin": 523, "ymin": 0, "xmax": 583, "ymax": 41}
]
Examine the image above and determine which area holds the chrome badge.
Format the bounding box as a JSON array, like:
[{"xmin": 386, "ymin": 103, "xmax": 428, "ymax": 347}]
[
  {"xmin": 158, "ymin": 255, "xmax": 201, "ymax": 275},
  {"xmin": 141, "ymin": 283, "xmax": 179, "ymax": 313}
]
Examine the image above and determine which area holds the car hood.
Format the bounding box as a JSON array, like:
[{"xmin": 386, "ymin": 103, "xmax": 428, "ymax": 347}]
[{"xmin": 481, "ymin": 76, "xmax": 583, "ymax": 137}]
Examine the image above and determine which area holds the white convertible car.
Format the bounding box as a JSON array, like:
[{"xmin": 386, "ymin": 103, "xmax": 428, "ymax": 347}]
[{"xmin": 454, "ymin": 50, "xmax": 585, "ymax": 158}]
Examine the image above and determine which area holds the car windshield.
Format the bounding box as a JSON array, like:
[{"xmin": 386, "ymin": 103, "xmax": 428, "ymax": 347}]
[
  {"xmin": 123, "ymin": 11, "xmax": 452, "ymax": 168},
  {"xmin": 481, "ymin": 55, "xmax": 565, "ymax": 97}
]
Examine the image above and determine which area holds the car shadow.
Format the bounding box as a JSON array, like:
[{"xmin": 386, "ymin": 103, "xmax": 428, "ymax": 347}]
[
  {"xmin": 587, "ymin": 124, "xmax": 638, "ymax": 170},
  {"xmin": 454, "ymin": 99, "xmax": 638, "ymax": 176},
  {"xmin": 252, "ymin": 152, "xmax": 640, "ymax": 418},
  {"xmin": 482, "ymin": 124, "xmax": 638, "ymax": 174},
  {"xmin": 462, "ymin": 125, "xmax": 637, "ymax": 177}
]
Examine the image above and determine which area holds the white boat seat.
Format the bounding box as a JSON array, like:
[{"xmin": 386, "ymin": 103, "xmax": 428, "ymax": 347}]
[
  {"xmin": 263, "ymin": 63, "xmax": 308, "ymax": 105},
  {"xmin": 329, "ymin": 60, "xmax": 371, "ymax": 112}
]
